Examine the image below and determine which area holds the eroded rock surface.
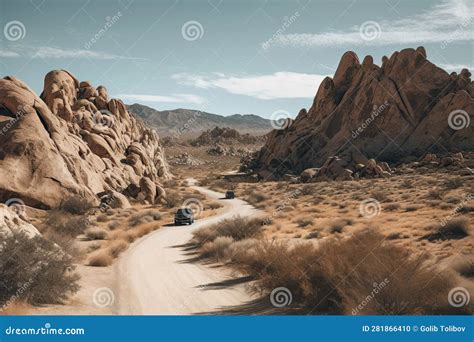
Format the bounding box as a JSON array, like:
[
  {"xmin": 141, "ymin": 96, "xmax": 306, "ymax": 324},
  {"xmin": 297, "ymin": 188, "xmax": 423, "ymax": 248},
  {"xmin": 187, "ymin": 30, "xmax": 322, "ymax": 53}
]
[{"xmin": 0, "ymin": 70, "xmax": 170, "ymax": 209}]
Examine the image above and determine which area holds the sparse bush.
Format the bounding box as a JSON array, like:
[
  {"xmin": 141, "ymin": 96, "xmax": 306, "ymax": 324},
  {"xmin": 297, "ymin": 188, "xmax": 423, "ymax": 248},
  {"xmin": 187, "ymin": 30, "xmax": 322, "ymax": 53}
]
[
  {"xmin": 384, "ymin": 202, "xmax": 401, "ymax": 211},
  {"xmin": 201, "ymin": 237, "xmax": 234, "ymax": 260},
  {"xmin": 96, "ymin": 214, "xmax": 109, "ymax": 222},
  {"xmin": 296, "ymin": 217, "xmax": 313, "ymax": 228},
  {"xmin": 108, "ymin": 221, "xmax": 120, "ymax": 230},
  {"xmin": 107, "ymin": 240, "xmax": 129, "ymax": 258},
  {"xmin": 60, "ymin": 195, "xmax": 95, "ymax": 215},
  {"xmin": 206, "ymin": 201, "xmax": 223, "ymax": 210},
  {"xmin": 165, "ymin": 191, "xmax": 182, "ymax": 208},
  {"xmin": 0, "ymin": 231, "xmax": 79, "ymax": 306},
  {"xmin": 88, "ymin": 250, "xmax": 113, "ymax": 267},
  {"xmin": 45, "ymin": 211, "xmax": 90, "ymax": 237},
  {"xmin": 424, "ymin": 218, "xmax": 470, "ymax": 241},
  {"xmin": 85, "ymin": 227, "xmax": 108, "ymax": 240},
  {"xmin": 228, "ymin": 229, "xmax": 464, "ymax": 314},
  {"xmin": 305, "ymin": 231, "xmax": 320, "ymax": 239},
  {"xmin": 192, "ymin": 216, "xmax": 263, "ymax": 247}
]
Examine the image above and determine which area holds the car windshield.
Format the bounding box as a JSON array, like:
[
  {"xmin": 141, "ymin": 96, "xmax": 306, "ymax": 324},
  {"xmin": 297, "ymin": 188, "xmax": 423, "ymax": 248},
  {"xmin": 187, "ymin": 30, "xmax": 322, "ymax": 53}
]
[{"xmin": 177, "ymin": 208, "xmax": 192, "ymax": 215}]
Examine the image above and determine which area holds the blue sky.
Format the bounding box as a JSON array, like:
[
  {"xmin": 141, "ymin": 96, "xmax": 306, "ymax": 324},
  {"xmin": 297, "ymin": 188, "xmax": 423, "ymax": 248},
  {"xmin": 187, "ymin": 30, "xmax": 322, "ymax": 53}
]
[{"xmin": 0, "ymin": 0, "xmax": 472, "ymax": 118}]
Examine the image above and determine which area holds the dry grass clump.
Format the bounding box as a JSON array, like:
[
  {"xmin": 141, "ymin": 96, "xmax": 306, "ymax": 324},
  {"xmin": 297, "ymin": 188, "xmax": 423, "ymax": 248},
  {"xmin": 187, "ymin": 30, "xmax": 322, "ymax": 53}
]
[
  {"xmin": 60, "ymin": 195, "xmax": 95, "ymax": 215},
  {"xmin": 192, "ymin": 215, "xmax": 263, "ymax": 246},
  {"xmin": 88, "ymin": 250, "xmax": 113, "ymax": 267},
  {"xmin": 206, "ymin": 201, "xmax": 223, "ymax": 210},
  {"xmin": 424, "ymin": 218, "xmax": 471, "ymax": 241},
  {"xmin": 226, "ymin": 229, "xmax": 464, "ymax": 314},
  {"xmin": 85, "ymin": 227, "xmax": 108, "ymax": 240},
  {"xmin": 165, "ymin": 191, "xmax": 182, "ymax": 208},
  {"xmin": 107, "ymin": 240, "xmax": 129, "ymax": 258},
  {"xmin": 200, "ymin": 236, "xmax": 234, "ymax": 260},
  {"xmin": 128, "ymin": 210, "xmax": 162, "ymax": 227},
  {"xmin": 384, "ymin": 202, "xmax": 401, "ymax": 211},
  {"xmin": 45, "ymin": 211, "xmax": 90, "ymax": 237},
  {"xmin": 246, "ymin": 191, "xmax": 270, "ymax": 206},
  {"xmin": 296, "ymin": 217, "xmax": 314, "ymax": 228}
]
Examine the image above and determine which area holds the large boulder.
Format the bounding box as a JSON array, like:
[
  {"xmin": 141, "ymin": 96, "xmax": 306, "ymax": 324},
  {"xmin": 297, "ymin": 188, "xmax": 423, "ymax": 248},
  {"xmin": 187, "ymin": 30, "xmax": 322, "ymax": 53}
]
[
  {"xmin": 0, "ymin": 71, "xmax": 171, "ymax": 209},
  {"xmin": 250, "ymin": 47, "xmax": 474, "ymax": 177}
]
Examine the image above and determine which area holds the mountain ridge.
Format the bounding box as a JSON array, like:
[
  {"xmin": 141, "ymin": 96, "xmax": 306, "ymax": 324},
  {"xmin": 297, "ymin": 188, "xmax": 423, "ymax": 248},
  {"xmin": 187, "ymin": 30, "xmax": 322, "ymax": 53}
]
[{"xmin": 127, "ymin": 103, "xmax": 272, "ymax": 137}]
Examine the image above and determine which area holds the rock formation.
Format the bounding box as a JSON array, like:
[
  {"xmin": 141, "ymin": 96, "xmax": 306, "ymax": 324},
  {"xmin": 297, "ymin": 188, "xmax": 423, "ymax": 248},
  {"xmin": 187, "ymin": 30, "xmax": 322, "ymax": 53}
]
[
  {"xmin": 190, "ymin": 126, "xmax": 265, "ymax": 146},
  {"xmin": 0, "ymin": 70, "xmax": 170, "ymax": 209},
  {"xmin": 250, "ymin": 47, "xmax": 474, "ymax": 180}
]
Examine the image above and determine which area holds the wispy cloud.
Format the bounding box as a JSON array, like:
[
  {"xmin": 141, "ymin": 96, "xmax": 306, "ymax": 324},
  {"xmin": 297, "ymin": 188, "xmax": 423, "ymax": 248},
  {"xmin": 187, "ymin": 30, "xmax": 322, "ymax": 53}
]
[
  {"xmin": 172, "ymin": 72, "xmax": 329, "ymax": 100},
  {"xmin": 115, "ymin": 93, "xmax": 206, "ymax": 104},
  {"xmin": 0, "ymin": 46, "xmax": 147, "ymax": 60},
  {"xmin": 0, "ymin": 50, "xmax": 20, "ymax": 58},
  {"xmin": 265, "ymin": 0, "xmax": 473, "ymax": 48}
]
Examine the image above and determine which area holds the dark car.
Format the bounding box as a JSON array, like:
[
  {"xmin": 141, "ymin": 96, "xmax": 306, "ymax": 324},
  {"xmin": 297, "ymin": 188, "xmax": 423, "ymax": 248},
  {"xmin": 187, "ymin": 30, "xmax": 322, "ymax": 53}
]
[
  {"xmin": 225, "ymin": 191, "xmax": 235, "ymax": 199},
  {"xmin": 174, "ymin": 208, "xmax": 194, "ymax": 225}
]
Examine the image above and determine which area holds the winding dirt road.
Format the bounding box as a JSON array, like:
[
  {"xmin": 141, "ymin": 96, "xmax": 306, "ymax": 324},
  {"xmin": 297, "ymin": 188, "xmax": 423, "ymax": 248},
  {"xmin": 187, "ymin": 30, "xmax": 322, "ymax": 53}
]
[{"xmin": 115, "ymin": 179, "xmax": 259, "ymax": 315}]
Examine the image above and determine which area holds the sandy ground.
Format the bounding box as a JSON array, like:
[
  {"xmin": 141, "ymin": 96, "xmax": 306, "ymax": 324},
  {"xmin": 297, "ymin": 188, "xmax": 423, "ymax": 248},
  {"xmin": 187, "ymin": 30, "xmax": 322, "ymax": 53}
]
[{"xmin": 114, "ymin": 178, "xmax": 260, "ymax": 315}]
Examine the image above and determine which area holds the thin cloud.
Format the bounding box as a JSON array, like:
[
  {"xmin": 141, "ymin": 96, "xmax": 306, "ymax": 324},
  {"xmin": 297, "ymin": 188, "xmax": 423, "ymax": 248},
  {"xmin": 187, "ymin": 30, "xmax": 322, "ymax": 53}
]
[
  {"xmin": 0, "ymin": 46, "xmax": 147, "ymax": 60},
  {"xmin": 115, "ymin": 93, "xmax": 206, "ymax": 104},
  {"xmin": 265, "ymin": 0, "xmax": 473, "ymax": 48},
  {"xmin": 172, "ymin": 72, "xmax": 329, "ymax": 100}
]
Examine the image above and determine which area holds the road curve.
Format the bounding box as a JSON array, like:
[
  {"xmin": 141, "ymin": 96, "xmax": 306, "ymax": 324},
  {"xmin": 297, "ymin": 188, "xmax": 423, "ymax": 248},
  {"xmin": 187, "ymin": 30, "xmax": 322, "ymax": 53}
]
[{"xmin": 115, "ymin": 178, "xmax": 259, "ymax": 315}]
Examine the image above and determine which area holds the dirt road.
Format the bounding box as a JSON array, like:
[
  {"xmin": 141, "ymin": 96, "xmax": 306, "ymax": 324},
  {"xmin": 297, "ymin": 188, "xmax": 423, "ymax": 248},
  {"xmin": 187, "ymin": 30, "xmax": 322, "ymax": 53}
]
[{"xmin": 115, "ymin": 179, "xmax": 259, "ymax": 315}]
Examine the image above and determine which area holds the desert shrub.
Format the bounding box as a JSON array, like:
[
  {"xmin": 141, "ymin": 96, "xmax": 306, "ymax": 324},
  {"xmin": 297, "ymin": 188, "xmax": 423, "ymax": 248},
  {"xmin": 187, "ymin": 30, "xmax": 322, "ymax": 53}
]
[
  {"xmin": 206, "ymin": 201, "xmax": 223, "ymax": 210},
  {"xmin": 128, "ymin": 210, "xmax": 161, "ymax": 227},
  {"xmin": 228, "ymin": 229, "xmax": 463, "ymax": 314},
  {"xmin": 200, "ymin": 237, "xmax": 234, "ymax": 260},
  {"xmin": 426, "ymin": 189, "xmax": 445, "ymax": 200},
  {"xmin": 296, "ymin": 217, "xmax": 313, "ymax": 228},
  {"xmin": 88, "ymin": 250, "xmax": 113, "ymax": 267},
  {"xmin": 405, "ymin": 204, "xmax": 423, "ymax": 212},
  {"xmin": 384, "ymin": 202, "xmax": 401, "ymax": 211},
  {"xmin": 0, "ymin": 232, "xmax": 79, "ymax": 306},
  {"xmin": 424, "ymin": 218, "xmax": 471, "ymax": 241},
  {"xmin": 44, "ymin": 231, "xmax": 83, "ymax": 261},
  {"xmin": 193, "ymin": 216, "xmax": 263, "ymax": 247},
  {"xmin": 45, "ymin": 211, "xmax": 90, "ymax": 237},
  {"xmin": 85, "ymin": 227, "xmax": 108, "ymax": 240},
  {"xmin": 96, "ymin": 214, "xmax": 109, "ymax": 222},
  {"xmin": 107, "ymin": 240, "xmax": 129, "ymax": 258},
  {"xmin": 165, "ymin": 191, "xmax": 182, "ymax": 208},
  {"xmin": 442, "ymin": 178, "xmax": 463, "ymax": 190},
  {"xmin": 60, "ymin": 195, "xmax": 95, "ymax": 215},
  {"xmin": 327, "ymin": 218, "xmax": 352, "ymax": 234},
  {"xmin": 246, "ymin": 191, "xmax": 269, "ymax": 205},
  {"xmin": 108, "ymin": 221, "xmax": 120, "ymax": 230},
  {"xmin": 305, "ymin": 231, "xmax": 320, "ymax": 239}
]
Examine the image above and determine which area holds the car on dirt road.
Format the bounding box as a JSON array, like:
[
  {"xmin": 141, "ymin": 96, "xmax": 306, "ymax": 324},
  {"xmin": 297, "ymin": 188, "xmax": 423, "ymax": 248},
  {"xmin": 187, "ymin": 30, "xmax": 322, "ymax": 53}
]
[
  {"xmin": 174, "ymin": 208, "xmax": 194, "ymax": 225},
  {"xmin": 225, "ymin": 191, "xmax": 235, "ymax": 199}
]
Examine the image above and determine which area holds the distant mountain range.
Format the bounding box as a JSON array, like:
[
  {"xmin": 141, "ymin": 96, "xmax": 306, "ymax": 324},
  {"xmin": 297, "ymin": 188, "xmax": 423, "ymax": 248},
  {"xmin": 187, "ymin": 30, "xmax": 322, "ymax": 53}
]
[{"xmin": 127, "ymin": 103, "xmax": 272, "ymax": 137}]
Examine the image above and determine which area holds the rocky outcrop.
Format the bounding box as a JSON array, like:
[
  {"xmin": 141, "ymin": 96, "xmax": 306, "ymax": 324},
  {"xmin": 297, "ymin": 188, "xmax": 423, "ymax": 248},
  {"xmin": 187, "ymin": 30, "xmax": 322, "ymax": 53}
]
[
  {"xmin": 0, "ymin": 70, "xmax": 170, "ymax": 209},
  {"xmin": 0, "ymin": 205, "xmax": 39, "ymax": 238},
  {"xmin": 190, "ymin": 126, "xmax": 265, "ymax": 146},
  {"xmin": 250, "ymin": 47, "xmax": 474, "ymax": 179}
]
